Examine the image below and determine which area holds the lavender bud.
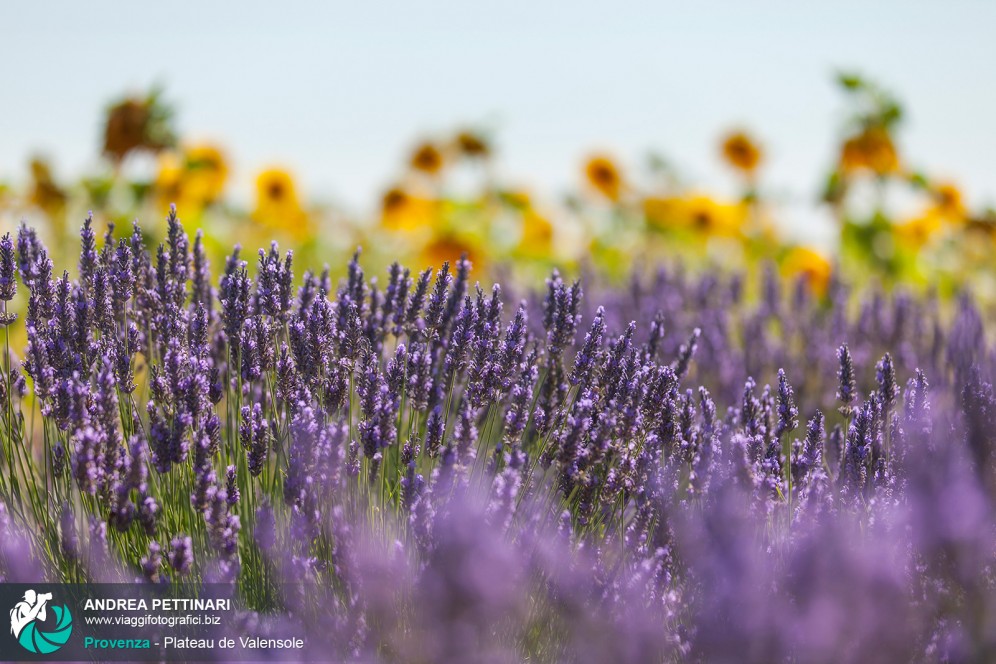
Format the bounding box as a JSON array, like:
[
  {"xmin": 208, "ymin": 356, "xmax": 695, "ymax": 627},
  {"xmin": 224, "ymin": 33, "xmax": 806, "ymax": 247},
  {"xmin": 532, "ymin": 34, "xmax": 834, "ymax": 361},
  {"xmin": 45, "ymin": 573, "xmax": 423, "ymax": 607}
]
[
  {"xmin": 876, "ymin": 352, "xmax": 898, "ymax": 410},
  {"xmin": 168, "ymin": 536, "xmax": 194, "ymax": 577},
  {"xmin": 141, "ymin": 541, "xmax": 163, "ymax": 584},
  {"xmin": 775, "ymin": 368, "xmax": 799, "ymax": 438},
  {"xmin": 836, "ymin": 344, "xmax": 856, "ymax": 417},
  {"xmin": 0, "ymin": 232, "xmax": 16, "ymax": 302}
]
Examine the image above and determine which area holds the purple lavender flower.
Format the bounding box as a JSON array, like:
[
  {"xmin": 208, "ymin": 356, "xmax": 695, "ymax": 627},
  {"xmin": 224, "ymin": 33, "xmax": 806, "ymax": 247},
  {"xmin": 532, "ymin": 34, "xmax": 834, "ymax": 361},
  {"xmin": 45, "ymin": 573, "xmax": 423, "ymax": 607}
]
[
  {"xmin": 876, "ymin": 352, "xmax": 898, "ymax": 410},
  {"xmin": 571, "ymin": 306, "xmax": 605, "ymax": 387},
  {"xmin": 442, "ymin": 296, "xmax": 477, "ymax": 388},
  {"xmin": 141, "ymin": 541, "xmax": 163, "ymax": 584},
  {"xmin": 191, "ymin": 230, "xmax": 212, "ymax": 310},
  {"xmin": 256, "ymin": 242, "xmax": 294, "ymax": 321},
  {"xmin": 836, "ymin": 343, "xmax": 857, "ymax": 417},
  {"xmin": 425, "ymin": 405, "xmax": 444, "ymax": 457},
  {"xmin": 16, "ymin": 224, "xmax": 43, "ymax": 287},
  {"xmin": 59, "ymin": 503, "xmax": 79, "ymax": 562},
  {"xmin": 424, "ymin": 261, "xmax": 452, "ymax": 332},
  {"xmin": 78, "ymin": 213, "xmax": 99, "ymax": 290},
  {"xmin": 226, "ymin": 465, "xmax": 240, "ymax": 507},
  {"xmin": 220, "ymin": 254, "xmax": 250, "ymax": 342},
  {"xmin": 168, "ymin": 535, "xmax": 194, "ymax": 577},
  {"xmin": 382, "ymin": 261, "xmax": 411, "ymax": 338},
  {"xmin": 406, "ymin": 341, "xmax": 433, "ymax": 411},
  {"xmin": 543, "ymin": 270, "xmax": 582, "ymax": 359},
  {"xmin": 794, "ymin": 410, "xmax": 827, "ymax": 493},
  {"xmin": 138, "ymin": 496, "xmax": 159, "ymax": 537},
  {"xmin": 672, "ymin": 327, "xmax": 701, "ymax": 380},
  {"xmin": 406, "ymin": 266, "xmax": 433, "ymax": 333},
  {"xmin": 775, "ymin": 368, "xmax": 799, "ymax": 438},
  {"xmin": 441, "ymin": 254, "xmax": 471, "ymax": 335},
  {"xmin": 0, "ymin": 232, "xmax": 17, "ymax": 303},
  {"xmin": 503, "ymin": 352, "xmax": 539, "ymax": 452},
  {"xmin": 241, "ymin": 403, "xmax": 270, "ymax": 477}
]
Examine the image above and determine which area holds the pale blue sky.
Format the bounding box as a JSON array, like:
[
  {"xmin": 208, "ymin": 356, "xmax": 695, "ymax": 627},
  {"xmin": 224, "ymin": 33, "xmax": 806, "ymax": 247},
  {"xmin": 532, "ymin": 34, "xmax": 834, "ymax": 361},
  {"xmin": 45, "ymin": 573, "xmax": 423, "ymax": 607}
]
[{"xmin": 2, "ymin": 1, "xmax": 994, "ymax": 243}]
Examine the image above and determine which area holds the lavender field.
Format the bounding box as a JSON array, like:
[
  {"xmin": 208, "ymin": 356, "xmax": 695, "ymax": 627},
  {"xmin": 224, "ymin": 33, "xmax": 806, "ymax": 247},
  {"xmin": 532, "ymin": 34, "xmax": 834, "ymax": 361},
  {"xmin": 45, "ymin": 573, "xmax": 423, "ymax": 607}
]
[{"xmin": 0, "ymin": 207, "xmax": 992, "ymax": 662}]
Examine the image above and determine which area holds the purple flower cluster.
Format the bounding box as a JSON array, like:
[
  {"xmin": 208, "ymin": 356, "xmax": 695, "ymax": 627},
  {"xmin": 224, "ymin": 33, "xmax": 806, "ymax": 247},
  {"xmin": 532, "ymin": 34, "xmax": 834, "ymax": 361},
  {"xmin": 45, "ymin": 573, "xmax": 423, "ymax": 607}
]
[{"xmin": 0, "ymin": 212, "xmax": 994, "ymax": 662}]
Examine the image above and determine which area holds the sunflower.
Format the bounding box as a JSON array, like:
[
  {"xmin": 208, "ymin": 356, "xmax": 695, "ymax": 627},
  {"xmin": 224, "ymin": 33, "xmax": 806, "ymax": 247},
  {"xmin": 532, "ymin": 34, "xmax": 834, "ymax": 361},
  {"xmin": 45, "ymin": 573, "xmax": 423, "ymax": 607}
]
[
  {"xmin": 154, "ymin": 152, "xmax": 189, "ymax": 212},
  {"xmin": 102, "ymin": 90, "xmax": 176, "ymax": 163},
  {"xmin": 894, "ymin": 209, "xmax": 943, "ymax": 249},
  {"xmin": 454, "ymin": 131, "xmax": 490, "ymax": 159},
  {"xmin": 501, "ymin": 189, "xmax": 533, "ymax": 210},
  {"xmin": 519, "ymin": 209, "xmax": 554, "ymax": 256},
  {"xmin": 410, "ymin": 142, "xmax": 445, "ymax": 175},
  {"xmin": 721, "ymin": 131, "xmax": 763, "ymax": 174},
  {"xmin": 782, "ymin": 247, "xmax": 832, "ymax": 296},
  {"xmin": 643, "ymin": 196, "xmax": 684, "ymax": 229},
  {"xmin": 583, "ymin": 155, "xmax": 624, "ymax": 202},
  {"xmin": 420, "ymin": 235, "xmax": 481, "ymax": 270},
  {"xmin": 252, "ymin": 168, "xmax": 310, "ymax": 238},
  {"xmin": 839, "ymin": 127, "xmax": 900, "ymax": 176},
  {"xmin": 931, "ymin": 182, "xmax": 966, "ymax": 220},
  {"xmin": 183, "ymin": 143, "xmax": 229, "ymax": 205},
  {"xmin": 380, "ymin": 186, "xmax": 437, "ymax": 231},
  {"xmin": 28, "ymin": 158, "xmax": 67, "ymax": 218},
  {"xmin": 681, "ymin": 195, "xmax": 746, "ymax": 237}
]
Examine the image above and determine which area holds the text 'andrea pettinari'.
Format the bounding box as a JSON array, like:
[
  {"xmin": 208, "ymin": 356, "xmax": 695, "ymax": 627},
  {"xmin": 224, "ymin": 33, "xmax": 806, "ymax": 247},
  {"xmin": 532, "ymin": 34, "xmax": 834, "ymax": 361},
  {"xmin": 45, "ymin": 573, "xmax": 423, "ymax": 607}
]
[{"xmin": 83, "ymin": 598, "xmax": 231, "ymax": 612}]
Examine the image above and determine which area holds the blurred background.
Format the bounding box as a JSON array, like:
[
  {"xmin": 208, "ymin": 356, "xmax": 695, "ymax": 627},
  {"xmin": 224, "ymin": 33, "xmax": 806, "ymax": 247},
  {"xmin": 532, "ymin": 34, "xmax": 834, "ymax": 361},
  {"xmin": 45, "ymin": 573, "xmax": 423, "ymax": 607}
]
[{"xmin": 2, "ymin": 0, "xmax": 995, "ymax": 295}]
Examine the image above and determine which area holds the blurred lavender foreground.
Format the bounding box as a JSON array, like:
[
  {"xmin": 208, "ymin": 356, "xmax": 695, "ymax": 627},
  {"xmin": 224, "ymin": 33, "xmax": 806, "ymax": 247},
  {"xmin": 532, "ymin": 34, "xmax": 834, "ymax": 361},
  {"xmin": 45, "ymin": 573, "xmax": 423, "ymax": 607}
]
[{"xmin": 0, "ymin": 209, "xmax": 994, "ymax": 663}]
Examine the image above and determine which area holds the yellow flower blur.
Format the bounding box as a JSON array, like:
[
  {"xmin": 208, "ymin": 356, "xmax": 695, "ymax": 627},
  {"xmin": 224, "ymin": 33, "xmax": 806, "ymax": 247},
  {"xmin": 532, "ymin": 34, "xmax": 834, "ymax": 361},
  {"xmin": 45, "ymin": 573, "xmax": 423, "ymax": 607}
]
[
  {"xmin": 154, "ymin": 152, "xmax": 188, "ymax": 212},
  {"xmin": 520, "ymin": 210, "xmax": 554, "ymax": 255},
  {"xmin": 643, "ymin": 196, "xmax": 684, "ymax": 229},
  {"xmin": 721, "ymin": 131, "xmax": 763, "ymax": 174},
  {"xmin": 644, "ymin": 194, "xmax": 747, "ymax": 237},
  {"xmin": 839, "ymin": 127, "xmax": 900, "ymax": 176},
  {"xmin": 932, "ymin": 182, "xmax": 966, "ymax": 220},
  {"xmin": 895, "ymin": 209, "xmax": 943, "ymax": 249},
  {"xmin": 29, "ymin": 158, "xmax": 68, "ymax": 218},
  {"xmin": 410, "ymin": 142, "xmax": 445, "ymax": 175},
  {"xmin": 380, "ymin": 186, "xmax": 438, "ymax": 231},
  {"xmin": 681, "ymin": 195, "xmax": 746, "ymax": 237},
  {"xmin": 252, "ymin": 168, "xmax": 310, "ymax": 238},
  {"xmin": 507, "ymin": 191, "xmax": 553, "ymax": 256},
  {"xmin": 420, "ymin": 234, "xmax": 481, "ymax": 270},
  {"xmin": 584, "ymin": 155, "xmax": 624, "ymax": 201},
  {"xmin": 782, "ymin": 247, "xmax": 832, "ymax": 296},
  {"xmin": 183, "ymin": 144, "xmax": 229, "ymax": 205},
  {"xmin": 454, "ymin": 131, "xmax": 490, "ymax": 159},
  {"xmin": 153, "ymin": 144, "xmax": 229, "ymax": 215}
]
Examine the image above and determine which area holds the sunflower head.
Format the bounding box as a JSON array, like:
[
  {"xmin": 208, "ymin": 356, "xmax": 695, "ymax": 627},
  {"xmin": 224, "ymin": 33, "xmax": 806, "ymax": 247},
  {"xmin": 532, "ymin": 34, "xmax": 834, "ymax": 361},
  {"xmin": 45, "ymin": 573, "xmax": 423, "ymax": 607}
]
[
  {"xmin": 895, "ymin": 210, "xmax": 943, "ymax": 249},
  {"xmin": 584, "ymin": 155, "xmax": 624, "ymax": 201},
  {"xmin": 258, "ymin": 169, "xmax": 296, "ymax": 205},
  {"xmin": 383, "ymin": 187, "xmax": 409, "ymax": 215},
  {"xmin": 839, "ymin": 127, "xmax": 900, "ymax": 176},
  {"xmin": 454, "ymin": 131, "xmax": 490, "ymax": 159},
  {"xmin": 421, "ymin": 237, "xmax": 480, "ymax": 271},
  {"xmin": 682, "ymin": 195, "xmax": 745, "ymax": 237},
  {"xmin": 28, "ymin": 157, "xmax": 67, "ymax": 216},
  {"xmin": 253, "ymin": 168, "xmax": 310, "ymax": 237},
  {"xmin": 183, "ymin": 143, "xmax": 229, "ymax": 204},
  {"xmin": 721, "ymin": 131, "xmax": 763, "ymax": 174},
  {"xmin": 932, "ymin": 182, "xmax": 966, "ymax": 220},
  {"xmin": 643, "ymin": 196, "xmax": 684, "ymax": 229},
  {"xmin": 102, "ymin": 90, "xmax": 176, "ymax": 163},
  {"xmin": 519, "ymin": 210, "xmax": 554, "ymax": 256},
  {"xmin": 154, "ymin": 153, "xmax": 187, "ymax": 210},
  {"xmin": 410, "ymin": 142, "xmax": 445, "ymax": 175},
  {"xmin": 381, "ymin": 186, "xmax": 436, "ymax": 231},
  {"xmin": 782, "ymin": 247, "xmax": 832, "ymax": 296}
]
